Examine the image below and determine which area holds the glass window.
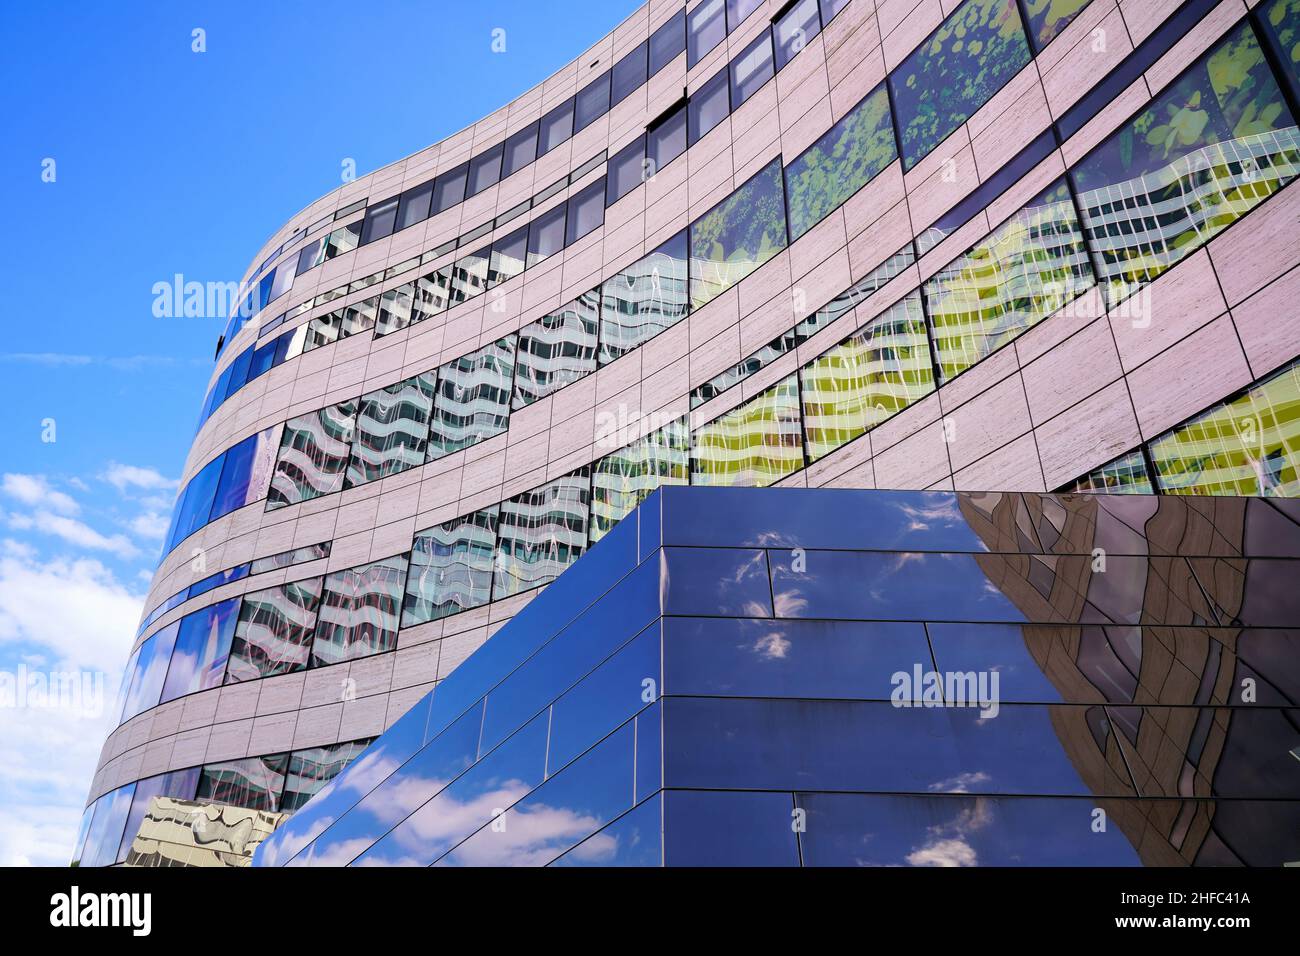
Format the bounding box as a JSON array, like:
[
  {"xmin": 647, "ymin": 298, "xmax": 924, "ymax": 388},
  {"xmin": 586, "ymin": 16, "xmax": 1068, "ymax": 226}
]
[
  {"xmin": 646, "ymin": 102, "xmax": 687, "ymax": 173},
  {"xmin": 120, "ymin": 621, "xmax": 180, "ymax": 723},
  {"xmin": 226, "ymin": 578, "xmax": 323, "ymax": 681},
  {"xmin": 412, "ymin": 267, "xmax": 453, "ymax": 323},
  {"xmin": 197, "ymin": 754, "xmax": 289, "ymax": 813},
  {"xmin": 310, "ymin": 555, "xmax": 409, "ymax": 667},
  {"xmin": 797, "ymin": 792, "xmax": 1146, "ymax": 866},
  {"xmin": 1023, "ymin": 0, "xmax": 1092, "ymax": 53},
  {"xmin": 799, "ymin": 293, "xmax": 935, "ymax": 461},
  {"xmin": 774, "ymin": 0, "xmax": 822, "ymax": 70},
  {"xmin": 664, "ymin": 790, "xmax": 800, "ymax": 866},
  {"xmin": 924, "ymin": 178, "xmax": 1094, "ymax": 383},
  {"xmin": 166, "ymin": 453, "xmax": 223, "ymax": 551},
  {"xmin": 1069, "ymin": 20, "xmax": 1298, "ymax": 305},
  {"xmin": 468, "ymin": 143, "xmax": 504, "ymax": 196},
  {"xmin": 160, "ymin": 598, "xmax": 240, "ymax": 702},
  {"xmin": 689, "ymin": 157, "xmax": 788, "ymax": 308},
  {"xmin": 539, "ymin": 98, "xmax": 575, "ymax": 155},
  {"xmin": 301, "ymin": 310, "xmax": 342, "ymax": 353},
  {"xmin": 730, "ymin": 31, "xmax": 774, "ymax": 108},
  {"xmin": 607, "ymin": 135, "xmax": 647, "ymax": 205},
  {"xmin": 403, "ymin": 506, "xmax": 499, "ymax": 626},
  {"xmin": 649, "ymin": 9, "xmax": 686, "ymax": 74},
  {"xmin": 397, "ymin": 181, "xmax": 433, "ymax": 231},
  {"xmin": 493, "ymin": 469, "xmax": 591, "ymax": 598},
  {"xmin": 665, "ymin": 617, "xmax": 931, "ymax": 699},
  {"xmin": 375, "ymin": 281, "xmax": 415, "ymax": 337},
  {"xmin": 487, "ymin": 226, "xmax": 528, "ymax": 288},
  {"xmin": 249, "ymin": 540, "xmax": 331, "ymax": 575},
  {"xmin": 209, "ymin": 432, "xmax": 258, "ymax": 521},
  {"xmin": 551, "ymin": 792, "xmax": 662, "ymax": 866},
  {"xmin": 549, "ymin": 627, "xmax": 659, "ymax": 771},
  {"xmin": 1260, "ymin": 0, "xmax": 1300, "ymax": 104},
  {"xmin": 427, "ymin": 336, "xmax": 517, "ymax": 459},
  {"xmin": 340, "ymin": 295, "xmax": 379, "ymax": 338},
  {"xmin": 728, "ymin": 0, "xmax": 764, "ymax": 30},
  {"xmin": 769, "ymin": 550, "xmax": 1031, "ymax": 621},
  {"xmin": 565, "ymin": 177, "xmax": 606, "ymax": 245},
  {"xmin": 346, "ymin": 372, "xmax": 437, "ymax": 487},
  {"xmin": 266, "ymin": 399, "xmax": 358, "ymax": 509},
  {"xmin": 281, "ymin": 739, "xmax": 371, "ymax": 813},
  {"xmin": 890, "ymin": 0, "xmax": 1032, "ymax": 170},
  {"xmin": 449, "ymin": 246, "xmax": 490, "ymax": 303},
  {"xmin": 527, "ymin": 202, "xmax": 567, "ymax": 266},
  {"xmin": 688, "ymin": 0, "xmax": 727, "ymax": 68},
  {"xmin": 591, "ymin": 418, "xmax": 690, "ymax": 541},
  {"xmin": 784, "ymin": 84, "xmax": 897, "ymax": 240},
  {"xmin": 574, "ymin": 71, "xmax": 612, "ymax": 132},
  {"xmin": 661, "ymin": 547, "xmax": 773, "ymax": 617},
  {"xmin": 502, "ymin": 122, "xmax": 539, "ymax": 178},
  {"xmin": 1150, "ymin": 358, "xmax": 1300, "ymax": 496},
  {"xmin": 689, "ymin": 67, "xmax": 730, "ymax": 144},
  {"xmin": 431, "ymin": 162, "xmax": 468, "ymax": 213},
  {"xmin": 438, "ymin": 722, "xmax": 634, "ymax": 866},
  {"xmin": 360, "ymin": 197, "xmax": 399, "ymax": 245},
  {"xmin": 513, "ymin": 292, "xmax": 600, "ymax": 409},
  {"xmin": 80, "ymin": 784, "xmax": 136, "ymax": 868},
  {"xmin": 692, "ymin": 375, "xmax": 805, "ymax": 486},
  {"xmin": 598, "ymin": 231, "xmax": 690, "ymax": 364},
  {"xmin": 612, "ymin": 41, "xmax": 648, "ymax": 107},
  {"xmin": 1064, "ymin": 449, "xmax": 1155, "ymax": 494}
]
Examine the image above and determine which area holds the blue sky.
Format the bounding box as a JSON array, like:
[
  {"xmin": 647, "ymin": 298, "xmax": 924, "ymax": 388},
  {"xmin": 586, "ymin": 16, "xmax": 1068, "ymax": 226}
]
[{"xmin": 0, "ymin": 0, "xmax": 636, "ymax": 866}]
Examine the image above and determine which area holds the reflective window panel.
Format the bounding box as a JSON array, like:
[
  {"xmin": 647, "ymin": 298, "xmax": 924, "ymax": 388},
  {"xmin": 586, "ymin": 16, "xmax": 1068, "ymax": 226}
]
[
  {"xmin": 493, "ymin": 469, "xmax": 591, "ymax": 598},
  {"xmin": 692, "ymin": 375, "xmax": 805, "ymax": 487},
  {"xmin": 799, "ymin": 292, "xmax": 935, "ymax": 461},
  {"xmin": 346, "ymin": 372, "xmax": 437, "ymax": 487},
  {"xmin": 403, "ymin": 507, "xmax": 500, "ymax": 626},
  {"xmin": 1064, "ymin": 449, "xmax": 1155, "ymax": 494},
  {"xmin": 266, "ymin": 399, "xmax": 358, "ymax": 509},
  {"xmin": 160, "ymin": 598, "xmax": 240, "ymax": 703},
  {"xmin": 1069, "ymin": 20, "xmax": 1299, "ymax": 305},
  {"xmin": 924, "ymin": 178, "xmax": 1094, "ymax": 383},
  {"xmin": 598, "ymin": 232, "xmax": 690, "ymax": 364},
  {"xmin": 689, "ymin": 158, "xmax": 788, "ymax": 308},
  {"xmin": 226, "ymin": 577, "xmax": 324, "ymax": 681},
  {"xmin": 427, "ymin": 336, "xmax": 517, "ymax": 460},
  {"xmin": 890, "ymin": 0, "xmax": 1032, "ymax": 171},
  {"xmin": 197, "ymin": 753, "xmax": 289, "ymax": 813},
  {"xmin": 310, "ymin": 555, "xmax": 410, "ymax": 667},
  {"xmin": 512, "ymin": 293, "xmax": 599, "ymax": 409},
  {"xmin": 281, "ymin": 739, "xmax": 372, "ymax": 813},
  {"xmin": 1149, "ymin": 358, "xmax": 1300, "ymax": 496}
]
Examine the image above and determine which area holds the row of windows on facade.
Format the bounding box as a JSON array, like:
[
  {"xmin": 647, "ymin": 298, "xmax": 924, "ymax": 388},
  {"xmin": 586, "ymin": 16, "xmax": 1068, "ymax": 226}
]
[
  {"xmin": 199, "ymin": 0, "xmax": 1181, "ymax": 444},
  {"xmin": 257, "ymin": 535, "xmax": 1298, "ymax": 867},
  {"xmin": 215, "ymin": 0, "xmax": 1089, "ymax": 374},
  {"xmin": 165, "ymin": 5, "xmax": 1300, "ymax": 570},
  {"xmin": 213, "ymin": 0, "xmax": 849, "ymax": 355},
  {"xmin": 72, "ymin": 737, "xmax": 373, "ymax": 868},
  {"xmin": 124, "ymin": 323, "xmax": 1300, "ymax": 747}
]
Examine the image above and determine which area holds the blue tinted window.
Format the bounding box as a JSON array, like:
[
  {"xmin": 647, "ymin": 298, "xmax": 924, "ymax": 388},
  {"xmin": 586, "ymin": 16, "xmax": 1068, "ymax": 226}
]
[
  {"xmin": 574, "ymin": 71, "xmax": 611, "ymax": 132},
  {"xmin": 431, "ymin": 163, "xmax": 468, "ymax": 213},
  {"xmin": 209, "ymin": 433, "xmax": 257, "ymax": 520},
  {"xmin": 121, "ymin": 621, "xmax": 180, "ymax": 722},
  {"xmin": 661, "ymin": 547, "xmax": 772, "ymax": 617},
  {"xmin": 611, "ymin": 41, "xmax": 648, "ymax": 107},
  {"xmin": 160, "ymin": 598, "xmax": 240, "ymax": 702},
  {"xmin": 565, "ymin": 178, "xmax": 605, "ymax": 245},
  {"xmin": 551, "ymin": 792, "xmax": 661, "ymax": 866},
  {"xmin": 664, "ymin": 617, "xmax": 931, "ymax": 699},
  {"xmin": 360, "ymin": 197, "xmax": 399, "ymax": 245},
  {"xmin": 769, "ymin": 550, "xmax": 1031, "ymax": 622},
  {"xmin": 730, "ymin": 30, "xmax": 774, "ymax": 107},
  {"xmin": 437, "ymin": 723, "xmax": 634, "ymax": 866},
  {"xmin": 796, "ymin": 792, "xmax": 1144, "ymax": 866},
  {"xmin": 688, "ymin": 67, "xmax": 730, "ymax": 143},
  {"xmin": 688, "ymin": 0, "xmax": 726, "ymax": 68},
  {"xmin": 468, "ymin": 143, "xmax": 504, "ymax": 195},
  {"xmin": 527, "ymin": 202, "xmax": 567, "ymax": 265},
  {"xmin": 397, "ymin": 181, "xmax": 433, "ymax": 230},
  {"xmin": 646, "ymin": 102, "xmax": 687, "ymax": 171},
  {"xmin": 649, "ymin": 10, "xmax": 686, "ymax": 74},
  {"xmin": 548, "ymin": 622, "xmax": 659, "ymax": 771},
  {"xmin": 774, "ymin": 0, "xmax": 821, "ymax": 70},
  {"xmin": 167, "ymin": 453, "xmax": 224, "ymax": 551},
  {"xmin": 664, "ymin": 790, "xmax": 799, "ymax": 866},
  {"xmin": 502, "ymin": 122, "xmax": 539, "ymax": 177},
  {"xmin": 607, "ymin": 135, "xmax": 646, "ymax": 205},
  {"xmin": 927, "ymin": 622, "xmax": 1067, "ymax": 703},
  {"xmin": 539, "ymin": 99, "xmax": 575, "ymax": 155}
]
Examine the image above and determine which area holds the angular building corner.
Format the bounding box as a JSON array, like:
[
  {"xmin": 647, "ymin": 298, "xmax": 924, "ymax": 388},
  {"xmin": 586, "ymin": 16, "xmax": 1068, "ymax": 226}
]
[{"xmin": 75, "ymin": 0, "xmax": 1300, "ymax": 867}]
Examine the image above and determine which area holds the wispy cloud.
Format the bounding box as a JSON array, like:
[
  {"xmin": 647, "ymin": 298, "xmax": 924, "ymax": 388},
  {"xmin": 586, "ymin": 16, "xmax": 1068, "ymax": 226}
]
[
  {"xmin": 6, "ymin": 511, "xmax": 140, "ymax": 559},
  {"xmin": 0, "ymin": 353, "xmax": 202, "ymax": 372},
  {"xmin": 1, "ymin": 474, "xmax": 79, "ymax": 516},
  {"xmin": 102, "ymin": 462, "xmax": 177, "ymax": 495}
]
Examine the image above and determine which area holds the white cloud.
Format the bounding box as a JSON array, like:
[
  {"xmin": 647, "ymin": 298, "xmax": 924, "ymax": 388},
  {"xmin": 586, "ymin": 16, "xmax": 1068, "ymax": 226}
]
[
  {"xmin": 2, "ymin": 473, "xmax": 80, "ymax": 516},
  {"xmin": 102, "ymin": 463, "xmax": 177, "ymax": 495},
  {"xmin": 6, "ymin": 511, "xmax": 139, "ymax": 559},
  {"xmin": 128, "ymin": 512, "xmax": 169, "ymax": 540},
  {"xmin": 0, "ymin": 542, "xmax": 142, "ymax": 866}
]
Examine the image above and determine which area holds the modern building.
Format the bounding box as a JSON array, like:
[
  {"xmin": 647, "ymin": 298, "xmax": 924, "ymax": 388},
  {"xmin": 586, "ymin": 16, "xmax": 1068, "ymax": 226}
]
[{"xmin": 74, "ymin": 0, "xmax": 1300, "ymax": 867}]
